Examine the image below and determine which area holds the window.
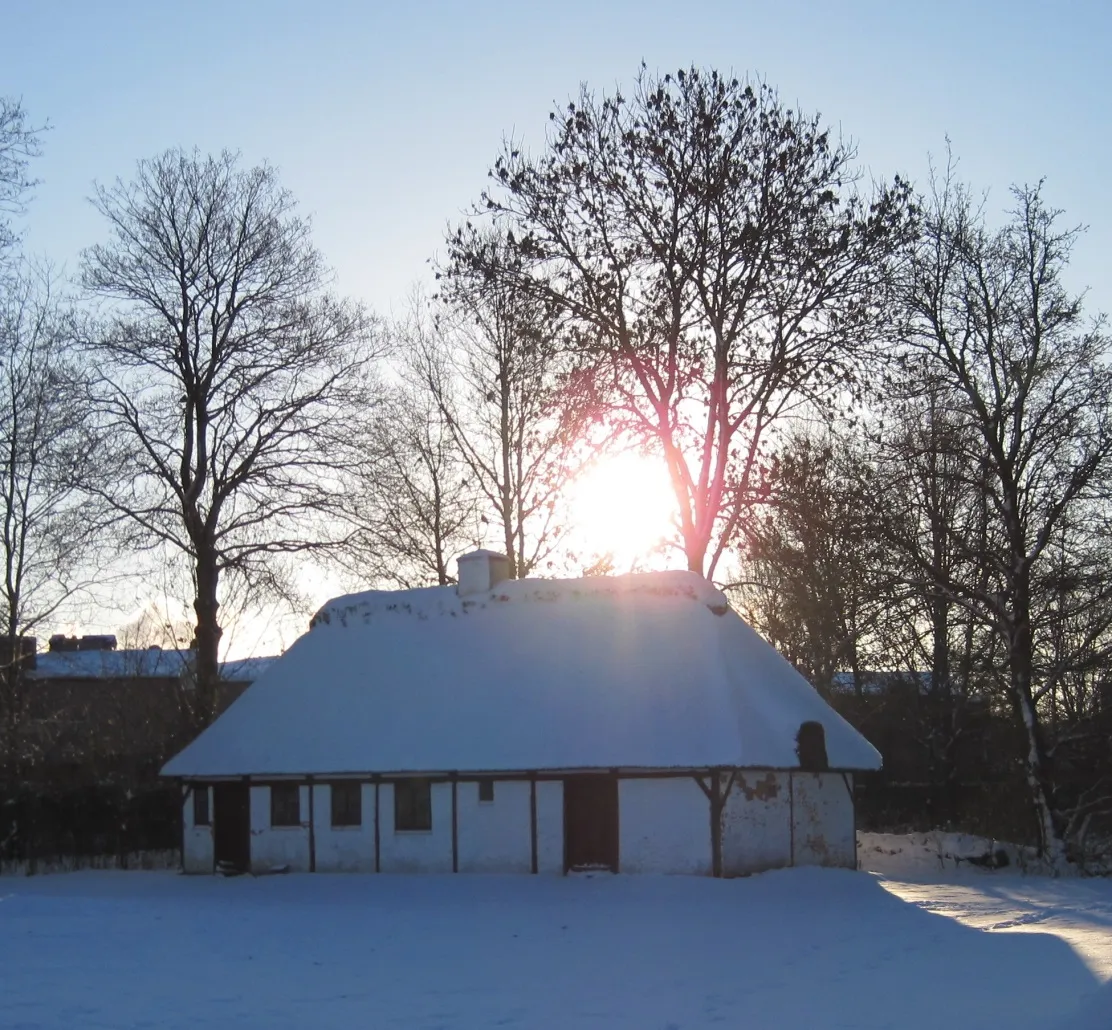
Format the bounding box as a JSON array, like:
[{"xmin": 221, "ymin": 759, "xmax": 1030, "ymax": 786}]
[
  {"xmin": 192, "ymin": 785, "xmax": 210, "ymax": 826},
  {"xmin": 478, "ymin": 779, "xmax": 495, "ymax": 803},
  {"xmin": 331, "ymin": 781, "xmax": 362, "ymax": 827},
  {"xmin": 270, "ymin": 783, "xmax": 301, "ymax": 827},
  {"xmin": 393, "ymin": 778, "xmax": 432, "ymax": 831}
]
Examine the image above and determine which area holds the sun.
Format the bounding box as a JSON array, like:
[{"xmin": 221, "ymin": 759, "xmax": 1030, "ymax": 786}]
[{"xmin": 566, "ymin": 452, "xmax": 678, "ymax": 571}]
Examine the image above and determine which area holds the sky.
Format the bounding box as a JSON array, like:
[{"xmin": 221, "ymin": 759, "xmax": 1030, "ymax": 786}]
[
  {"xmin": 4, "ymin": 0, "xmax": 1111, "ymax": 654},
  {"xmin": 6, "ymin": 0, "xmax": 1110, "ymax": 316}
]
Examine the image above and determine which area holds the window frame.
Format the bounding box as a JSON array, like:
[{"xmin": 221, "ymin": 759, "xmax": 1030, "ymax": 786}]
[
  {"xmin": 393, "ymin": 777, "xmax": 432, "ymax": 832},
  {"xmin": 478, "ymin": 779, "xmax": 495, "ymax": 804},
  {"xmin": 270, "ymin": 782, "xmax": 301, "ymax": 827},
  {"xmin": 330, "ymin": 781, "xmax": 363, "ymax": 828},
  {"xmin": 192, "ymin": 784, "xmax": 210, "ymax": 826}
]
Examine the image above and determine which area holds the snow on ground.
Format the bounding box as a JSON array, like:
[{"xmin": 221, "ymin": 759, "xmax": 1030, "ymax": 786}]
[{"xmin": 1, "ymin": 863, "xmax": 1109, "ymax": 1030}]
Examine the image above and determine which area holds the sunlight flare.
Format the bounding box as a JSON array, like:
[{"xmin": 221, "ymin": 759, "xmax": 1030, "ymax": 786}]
[{"xmin": 566, "ymin": 452, "xmax": 677, "ymax": 571}]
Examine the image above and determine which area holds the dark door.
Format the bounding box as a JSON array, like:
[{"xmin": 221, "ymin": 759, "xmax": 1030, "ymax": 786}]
[
  {"xmin": 564, "ymin": 775, "xmax": 619, "ymax": 872},
  {"xmin": 212, "ymin": 782, "xmax": 251, "ymax": 873}
]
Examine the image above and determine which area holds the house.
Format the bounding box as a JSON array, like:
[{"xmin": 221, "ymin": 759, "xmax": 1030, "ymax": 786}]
[
  {"xmin": 16, "ymin": 636, "xmax": 275, "ymax": 778},
  {"xmin": 162, "ymin": 550, "xmax": 882, "ymax": 876}
]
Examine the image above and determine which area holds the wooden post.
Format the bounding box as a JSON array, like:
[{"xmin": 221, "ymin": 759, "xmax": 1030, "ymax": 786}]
[
  {"xmin": 373, "ymin": 778, "xmax": 381, "ymax": 873},
  {"xmin": 789, "ymin": 773, "xmax": 795, "ymax": 867},
  {"xmin": 529, "ymin": 775, "xmax": 538, "ymax": 874},
  {"xmin": 307, "ymin": 777, "xmax": 316, "ymax": 873},
  {"xmin": 710, "ymin": 768, "xmax": 722, "ymax": 878},
  {"xmin": 451, "ymin": 774, "xmax": 459, "ymax": 874},
  {"xmin": 180, "ymin": 781, "xmax": 188, "ymax": 875}
]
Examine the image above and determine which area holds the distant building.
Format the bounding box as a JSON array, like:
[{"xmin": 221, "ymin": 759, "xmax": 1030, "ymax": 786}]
[
  {"xmin": 164, "ymin": 550, "xmax": 881, "ymax": 877},
  {"xmin": 13, "ymin": 634, "xmax": 275, "ymax": 778}
]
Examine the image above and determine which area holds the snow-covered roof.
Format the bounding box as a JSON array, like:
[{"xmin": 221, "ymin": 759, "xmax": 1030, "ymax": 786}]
[
  {"xmin": 162, "ymin": 570, "xmax": 882, "ymax": 777},
  {"xmin": 29, "ymin": 649, "xmax": 276, "ymax": 683}
]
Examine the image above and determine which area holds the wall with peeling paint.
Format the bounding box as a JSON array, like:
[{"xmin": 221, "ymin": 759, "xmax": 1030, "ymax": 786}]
[
  {"xmin": 249, "ymin": 784, "xmax": 311, "ymax": 873},
  {"xmin": 312, "ymin": 783, "xmax": 378, "ymax": 872},
  {"xmin": 457, "ymin": 780, "xmax": 533, "ymax": 873},
  {"xmin": 378, "ymin": 782, "xmax": 454, "ymax": 873},
  {"xmin": 182, "ymin": 784, "xmax": 213, "ymax": 873},
  {"xmin": 791, "ymin": 772, "xmax": 855, "ymax": 867},
  {"xmin": 619, "ymin": 777, "xmax": 712, "ymax": 875},
  {"xmin": 721, "ymin": 771, "xmax": 793, "ymax": 875}
]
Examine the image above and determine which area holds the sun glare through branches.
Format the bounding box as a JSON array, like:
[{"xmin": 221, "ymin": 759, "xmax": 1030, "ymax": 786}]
[{"xmin": 565, "ymin": 452, "xmax": 678, "ymax": 573}]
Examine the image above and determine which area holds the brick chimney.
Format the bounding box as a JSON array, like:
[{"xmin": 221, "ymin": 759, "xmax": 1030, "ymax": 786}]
[{"xmin": 456, "ymin": 549, "xmax": 511, "ymax": 597}]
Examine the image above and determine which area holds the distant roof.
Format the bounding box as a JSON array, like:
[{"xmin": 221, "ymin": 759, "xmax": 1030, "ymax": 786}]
[
  {"xmin": 163, "ymin": 571, "xmax": 881, "ymax": 777},
  {"xmin": 29, "ymin": 649, "xmax": 277, "ymax": 683},
  {"xmin": 830, "ymin": 671, "xmax": 934, "ymax": 695}
]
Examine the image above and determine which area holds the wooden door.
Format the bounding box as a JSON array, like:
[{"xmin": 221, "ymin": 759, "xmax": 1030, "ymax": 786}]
[
  {"xmin": 212, "ymin": 781, "xmax": 251, "ymax": 873},
  {"xmin": 564, "ymin": 775, "xmax": 619, "ymax": 872}
]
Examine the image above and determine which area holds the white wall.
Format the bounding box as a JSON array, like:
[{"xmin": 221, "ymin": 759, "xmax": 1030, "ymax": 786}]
[
  {"xmin": 791, "ymin": 772, "xmax": 855, "ymax": 868},
  {"xmin": 619, "ymin": 778, "xmax": 711, "ymax": 875},
  {"xmin": 249, "ymin": 784, "xmax": 311, "ymax": 873},
  {"xmin": 457, "ymin": 779, "xmax": 532, "ymax": 873},
  {"xmin": 312, "ymin": 782, "xmax": 377, "ymax": 872},
  {"xmin": 535, "ymin": 780, "xmax": 564, "ymax": 874},
  {"xmin": 378, "ymin": 782, "xmax": 454, "ymax": 873},
  {"xmin": 721, "ymin": 771, "xmax": 792, "ymax": 876},
  {"xmin": 181, "ymin": 784, "xmax": 213, "ymax": 874}
]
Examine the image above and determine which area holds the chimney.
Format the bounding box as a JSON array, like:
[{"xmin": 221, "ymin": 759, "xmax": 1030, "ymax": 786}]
[
  {"xmin": 456, "ymin": 549, "xmax": 511, "ymax": 598},
  {"xmin": 77, "ymin": 634, "xmax": 117, "ymax": 652}
]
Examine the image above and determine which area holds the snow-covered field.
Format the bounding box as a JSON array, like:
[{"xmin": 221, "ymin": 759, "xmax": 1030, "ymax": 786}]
[{"xmin": 1, "ymin": 850, "xmax": 1109, "ymax": 1029}]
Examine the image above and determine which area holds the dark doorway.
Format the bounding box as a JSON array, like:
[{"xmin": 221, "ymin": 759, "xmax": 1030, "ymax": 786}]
[
  {"xmin": 212, "ymin": 781, "xmax": 251, "ymax": 873},
  {"xmin": 564, "ymin": 775, "xmax": 619, "ymax": 872}
]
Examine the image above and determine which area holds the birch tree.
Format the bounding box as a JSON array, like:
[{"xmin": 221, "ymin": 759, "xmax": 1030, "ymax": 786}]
[{"xmin": 901, "ymin": 173, "xmax": 1112, "ymax": 865}]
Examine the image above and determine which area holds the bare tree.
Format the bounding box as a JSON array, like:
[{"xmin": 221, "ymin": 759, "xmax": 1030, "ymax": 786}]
[
  {"xmin": 866, "ymin": 373, "xmax": 1004, "ymax": 805},
  {"xmin": 349, "ymin": 382, "xmax": 478, "ymax": 589},
  {"xmin": 0, "ymin": 97, "xmax": 44, "ymax": 259},
  {"xmin": 450, "ymin": 66, "xmax": 915, "ymax": 578},
  {"xmin": 901, "ymin": 171, "xmax": 1112, "ymax": 865},
  {"xmin": 81, "ymin": 149, "xmax": 380, "ymax": 723},
  {"xmin": 737, "ymin": 430, "xmax": 889, "ymax": 695},
  {"xmin": 427, "ymin": 241, "xmax": 581, "ymax": 578},
  {"xmin": 0, "ymin": 262, "xmax": 101, "ymax": 771}
]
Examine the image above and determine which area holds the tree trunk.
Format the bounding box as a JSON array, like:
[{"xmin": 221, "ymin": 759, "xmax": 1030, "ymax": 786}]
[
  {"xmin": 192, "ymin": 550, "xmax": 222, "ymax": 727},
  {"xmin": 1011, "ymin": 573, "xmax": 1068, "ymax": 870}
]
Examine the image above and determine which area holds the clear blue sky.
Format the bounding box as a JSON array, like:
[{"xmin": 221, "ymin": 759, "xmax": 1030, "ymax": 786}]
[{"xmin": 5, "ymin": 0, "xmax": 1111, "ymax": 317}]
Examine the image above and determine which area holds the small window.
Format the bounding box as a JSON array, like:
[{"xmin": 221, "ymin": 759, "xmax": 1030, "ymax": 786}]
[
  {"xmin": 331, "ymin": 781, "xmax": 362, "ymax": 827},
  {"xmin": 270, "ymin": 783, "xmax": 301, "ymax": 827},
  {"xmin": 478, "ymin": 779, "xmax": 495, "ymax": 803},
  {"xmin": 394, "ymin": 778, "xmax": 432, "ymax": 831},
  {"xmin": 192, "ymin": 785, "xmax": 210, "ymax": 826}
]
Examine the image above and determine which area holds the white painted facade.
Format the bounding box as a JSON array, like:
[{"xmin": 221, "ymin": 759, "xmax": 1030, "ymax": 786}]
[
  {"xmin": 456, "ymin": 780, "xmax": 532, "ymax": 873},
  {"xmin": 181, "ymin": 771, "xmax": 858, "ymax": 877},
  {"xmin": 313, "ymin": 782, "xmax": 377, "ymax": 873},
  {"xmin": 619, "ymin": 778, "xmax": 712, "ymax": 875},
  {"xmin": 378, "ymin": 782, "xmax": 455, "ymax": 873},
  {"xmin": 534, "ymin": 781, "xmax": 564, "ymax": 875},
  {"xmin": 182, "ymin": 784, "xmax": 213, "ymax": 874},
  {"xmin": 249, "ymin": 784, "xmax": 311, "ymax": 873}
]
